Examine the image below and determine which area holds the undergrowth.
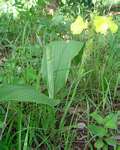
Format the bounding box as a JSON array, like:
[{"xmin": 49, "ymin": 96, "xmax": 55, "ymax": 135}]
[{"xmin": 0, "ymin": 0, "xmax": 120, "ymax": 149}]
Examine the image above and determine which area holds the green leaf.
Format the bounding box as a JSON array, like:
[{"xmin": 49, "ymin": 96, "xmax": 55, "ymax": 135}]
[
  {"xmin": 41, "ymin": 40, "xmax": 84, "ymax": 97},
  {"xmin": 0, "ymin": 85, "xmax": 59, "ymax": 107},
  {"xmin": 90, "ymin": 112, "xmax": 104, "ymax": 124},
  {"xmin": 117, "ymin": 146, "xmax": 120, "ymax": 150},
  {"xmin": 104, "ymin": 113, "xmax": 118, "ymax": 129},
  {"xmin": 88, "ymin": 124, "xmax": 107, "ymax": 137},
  {"xmin": 103, "ymin": 144, "xmax": 108, "ymax": 150},
  {"xmin": 95, "ymin": 139, "xmax": 104, "ymax": 149},
  {"xmin": 105, "ymin": 137, "xmax": 117, "ymax": 146}
]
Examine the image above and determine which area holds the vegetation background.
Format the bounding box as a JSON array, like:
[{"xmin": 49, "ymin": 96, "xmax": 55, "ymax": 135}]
[{"xmin": 0, "ymin": 0, "xmax": 120, "ymax": 149}]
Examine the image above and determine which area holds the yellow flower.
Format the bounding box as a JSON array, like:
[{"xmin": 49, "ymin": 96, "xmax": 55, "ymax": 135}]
[
  {"xmin": 109, "ymin": 21, "xmax": 118, "ymax": 33},
  {"xmin": 70, "ymin": 16, "xmax": 87, "ymax": 35},
  {"xmin": 93, "ymin": 16, "xmax": 118, "ymax": 35}
]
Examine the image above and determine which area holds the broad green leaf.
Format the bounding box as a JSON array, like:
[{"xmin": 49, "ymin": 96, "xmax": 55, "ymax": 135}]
[
  {"xmin": 41, "ymin": 40, "xmax": 84, "ymax": 97},
  {"xmin": 90, "ymin": 112, "xmax": 104, "ymax": 124},
  {"xmin": 0, "ymin": 85, "xmax": 59, "ymax": 106},
  {"xmin": 104, "ymin": 113, "xmax": 118, "ymax": 129},
  {"xmin": 88, "ymin": 124, "xmax": 107, "ymax": 137},
  {"xmin": 95, "ymin": 139, "xmax": 104, "ymax": 149},
  {"xmin": 105, "ymin": 137, "xmax": 117, "ymax": 146}
]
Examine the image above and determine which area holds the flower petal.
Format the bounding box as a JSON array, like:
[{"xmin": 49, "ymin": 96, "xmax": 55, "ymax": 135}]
[{"xmin": 71, "ymin": 16, "xmax": 87, "ymax": 35}]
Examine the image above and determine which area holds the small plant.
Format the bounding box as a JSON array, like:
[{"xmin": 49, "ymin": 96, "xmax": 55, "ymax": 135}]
[{"xmin": 88, "ymin": 112, "xmax": 119, "ymax": 149}]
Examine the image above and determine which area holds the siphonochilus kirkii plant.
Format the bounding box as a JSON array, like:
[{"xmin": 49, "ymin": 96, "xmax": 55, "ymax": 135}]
[{"xmin": 40, "ymin": 13, "xmax": 118, "ymax": 99}]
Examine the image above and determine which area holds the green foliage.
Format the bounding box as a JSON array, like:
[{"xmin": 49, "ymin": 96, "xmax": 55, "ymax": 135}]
[
  {"xmin": 90, "ymin": 112, "xmax": 104, "ymax": 124},
  {"xmin": 105, "ymin": 137, "xmax": 117, "ymax": 146},
  {"xmin": 88, "ymin": 124, "xmax": 107, "ymax": 137},
  {"xmin": 0, "ymin": 0, "xmax": 120, "ymax": 149},
  {"xmin": 41, "ymin": 40, "xmax": 84, "ymax": 97},
  {"xmin": 104, "ymin": 113, "xmax": 118, "ymax": 129},
  {"xmin": 89, "ymin": 112, "xmax": 119, "ymax": 149},
  {"xmin": 95, "ymin": 139, "xmax": 104, "ymax": 149},
  {"xmin": 0, "ymin": 85, "xmax": 59, "ymax": 106}
]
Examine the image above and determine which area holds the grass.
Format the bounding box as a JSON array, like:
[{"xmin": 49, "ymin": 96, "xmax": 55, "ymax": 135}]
[{"xmin": 0, "ymin": 0, "xmax": 120, "ymax": 149}]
